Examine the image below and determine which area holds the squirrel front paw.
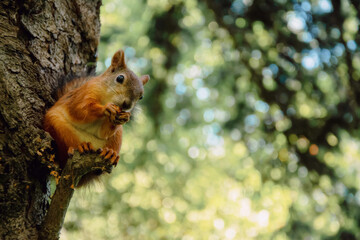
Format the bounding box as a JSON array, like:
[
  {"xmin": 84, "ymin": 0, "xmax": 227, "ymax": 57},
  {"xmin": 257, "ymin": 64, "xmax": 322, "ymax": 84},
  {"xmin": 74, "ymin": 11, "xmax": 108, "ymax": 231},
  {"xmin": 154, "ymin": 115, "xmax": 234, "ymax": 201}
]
[
  {"xmin": 104, "ymin": 103, "xmax": 131, "ymax": 125},
  {"xmin": 114, "ymin": 111, "xmax": 131, "ymax": 125}
]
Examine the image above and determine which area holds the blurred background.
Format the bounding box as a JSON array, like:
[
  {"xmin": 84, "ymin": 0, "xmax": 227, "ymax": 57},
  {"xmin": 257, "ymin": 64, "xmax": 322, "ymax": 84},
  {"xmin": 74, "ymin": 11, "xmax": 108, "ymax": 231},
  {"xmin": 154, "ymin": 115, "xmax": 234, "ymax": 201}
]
[{"xmin": 63, "ymin": 0, "xmax": 360, "ymax": 239}]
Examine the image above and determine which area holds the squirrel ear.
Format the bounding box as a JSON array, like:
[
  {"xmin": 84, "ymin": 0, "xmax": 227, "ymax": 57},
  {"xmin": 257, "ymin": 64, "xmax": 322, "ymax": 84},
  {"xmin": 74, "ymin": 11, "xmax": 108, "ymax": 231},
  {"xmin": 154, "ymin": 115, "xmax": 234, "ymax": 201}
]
[
  {"xmin": 111, "ymin": 50, "xmax": 126, "ymax": 71},
  {"xmin": 140, "ymin": 75, "xmax": 150, "ymax": 85}
]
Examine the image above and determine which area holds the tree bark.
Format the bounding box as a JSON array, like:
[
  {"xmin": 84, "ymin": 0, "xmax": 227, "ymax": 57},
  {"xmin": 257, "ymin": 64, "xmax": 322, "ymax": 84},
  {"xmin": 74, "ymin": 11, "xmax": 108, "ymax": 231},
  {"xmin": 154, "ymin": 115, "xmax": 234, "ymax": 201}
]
[
  {"xmin": 39, "ymin": 151, "xmax": 113, "ymax": 240},
  {"xmin": 0, "ymin": 0, "xmax": 101, "ymax": 239}
]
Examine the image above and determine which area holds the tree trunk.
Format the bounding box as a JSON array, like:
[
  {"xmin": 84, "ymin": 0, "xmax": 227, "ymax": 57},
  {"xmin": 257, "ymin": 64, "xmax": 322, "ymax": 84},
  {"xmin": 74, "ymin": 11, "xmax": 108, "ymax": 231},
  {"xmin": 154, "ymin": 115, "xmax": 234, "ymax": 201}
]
[{"xmin": 0, "ymin": 0, "xmax": 101, "ymax": 239}]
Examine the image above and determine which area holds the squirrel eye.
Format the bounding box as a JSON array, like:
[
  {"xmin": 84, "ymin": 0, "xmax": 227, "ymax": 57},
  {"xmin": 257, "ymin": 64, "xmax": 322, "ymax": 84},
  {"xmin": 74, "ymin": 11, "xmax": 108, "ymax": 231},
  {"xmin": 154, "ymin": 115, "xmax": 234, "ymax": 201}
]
[
  {"xmin": 116, "ymin": 75, "xmax": 125, "ymax": 83},
  {"xmin": 139, "ymin": 96, "xmax": 143, "ymax": 100}
]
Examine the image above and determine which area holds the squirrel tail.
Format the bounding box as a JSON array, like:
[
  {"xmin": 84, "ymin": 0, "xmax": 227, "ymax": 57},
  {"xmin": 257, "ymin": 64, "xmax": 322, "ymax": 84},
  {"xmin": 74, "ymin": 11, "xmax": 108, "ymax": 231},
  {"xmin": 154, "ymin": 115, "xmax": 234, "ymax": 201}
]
[{"xmin": 55, "ymin": 75, "xmax": 90, "ymax": 100}]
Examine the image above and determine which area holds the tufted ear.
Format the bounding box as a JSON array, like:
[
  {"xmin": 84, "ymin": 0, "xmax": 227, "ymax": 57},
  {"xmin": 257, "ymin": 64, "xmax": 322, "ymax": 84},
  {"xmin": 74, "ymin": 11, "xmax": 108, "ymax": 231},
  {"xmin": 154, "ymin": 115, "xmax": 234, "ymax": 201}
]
[
  {"xmin": 140, "ymin": 75, "xmax": 150, "ymax": 85},
  {"xmin": 110, "ymin": 50, "xmax": 126, "ymax": 72}
]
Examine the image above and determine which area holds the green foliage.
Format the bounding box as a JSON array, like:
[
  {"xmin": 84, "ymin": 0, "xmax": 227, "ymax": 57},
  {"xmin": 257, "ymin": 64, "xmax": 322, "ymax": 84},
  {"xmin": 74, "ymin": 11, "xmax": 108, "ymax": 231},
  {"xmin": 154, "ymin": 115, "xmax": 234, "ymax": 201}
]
[{"xmin": 63, "ymin": 0, "xmax": 360, "ymax": 239}]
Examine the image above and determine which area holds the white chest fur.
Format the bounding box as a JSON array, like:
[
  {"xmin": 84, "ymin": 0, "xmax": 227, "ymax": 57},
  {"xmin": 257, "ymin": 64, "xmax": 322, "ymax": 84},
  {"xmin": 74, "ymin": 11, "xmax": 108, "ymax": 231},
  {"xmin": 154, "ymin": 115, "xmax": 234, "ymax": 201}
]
[
  {"xmin": 71, "ymin": 120, "xmax": 108, "ymax": 150},
  {"xmin": 59, "ymin": 106, "xmax": 109, "ymax": 149}
]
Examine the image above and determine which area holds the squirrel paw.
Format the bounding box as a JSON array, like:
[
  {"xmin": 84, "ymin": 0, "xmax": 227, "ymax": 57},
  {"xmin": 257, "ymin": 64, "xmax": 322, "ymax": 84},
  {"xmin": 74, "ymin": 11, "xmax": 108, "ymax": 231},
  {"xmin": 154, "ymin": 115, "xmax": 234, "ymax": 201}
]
[
  {"xmin": 104, "ymin": 103, "xmax": 130, "ymax": 125},
  {"xmin": 98, "ymin": 147, "xmax": 120, "ymax": 166},
  {"xmin": 114, "ymin": 111, "xmax": 131, "ymax": 125},
  {"xmin": 67, "ymin": 142, "xmax": 96, "ymax": 157}
]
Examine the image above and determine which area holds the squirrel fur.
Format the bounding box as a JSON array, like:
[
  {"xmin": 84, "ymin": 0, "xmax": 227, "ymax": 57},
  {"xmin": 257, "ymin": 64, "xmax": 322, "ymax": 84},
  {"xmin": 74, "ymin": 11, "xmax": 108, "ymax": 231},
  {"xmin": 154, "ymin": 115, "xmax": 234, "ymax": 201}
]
[{"xmin": 44, "ymin": 50, "xmax": 149, "ymax": 185}]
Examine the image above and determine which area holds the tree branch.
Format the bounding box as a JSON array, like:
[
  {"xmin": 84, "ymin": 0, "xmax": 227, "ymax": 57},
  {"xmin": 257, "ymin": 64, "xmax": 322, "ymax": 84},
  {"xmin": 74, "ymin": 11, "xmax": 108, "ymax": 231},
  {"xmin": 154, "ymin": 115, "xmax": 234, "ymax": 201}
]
[{"xmin": 38, "ymin": 151, "xmax": 113, "ymax": 240}]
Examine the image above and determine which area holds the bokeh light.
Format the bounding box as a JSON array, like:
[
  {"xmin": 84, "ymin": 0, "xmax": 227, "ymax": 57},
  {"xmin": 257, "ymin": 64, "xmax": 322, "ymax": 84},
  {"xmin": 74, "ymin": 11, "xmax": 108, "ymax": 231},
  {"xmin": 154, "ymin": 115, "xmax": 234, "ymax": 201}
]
[{"xmin": 62, "ymin": 0, "xmax": 360, "ymax": 239}]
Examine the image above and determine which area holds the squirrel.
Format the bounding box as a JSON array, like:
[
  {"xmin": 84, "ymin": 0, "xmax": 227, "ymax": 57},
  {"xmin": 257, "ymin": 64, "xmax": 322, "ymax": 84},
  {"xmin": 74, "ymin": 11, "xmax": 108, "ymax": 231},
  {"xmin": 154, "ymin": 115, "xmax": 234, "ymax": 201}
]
[{"xmin": 44, "ymin": 49, "xmax": 149, "ymax": 186}]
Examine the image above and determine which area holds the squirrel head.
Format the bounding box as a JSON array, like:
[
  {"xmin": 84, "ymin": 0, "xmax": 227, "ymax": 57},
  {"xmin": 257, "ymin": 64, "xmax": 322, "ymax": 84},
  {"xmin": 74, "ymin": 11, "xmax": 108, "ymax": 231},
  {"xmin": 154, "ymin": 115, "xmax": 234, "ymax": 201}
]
[{"xmin": 101, "ymin": 50, "xmax": 150, "ymax": 111}]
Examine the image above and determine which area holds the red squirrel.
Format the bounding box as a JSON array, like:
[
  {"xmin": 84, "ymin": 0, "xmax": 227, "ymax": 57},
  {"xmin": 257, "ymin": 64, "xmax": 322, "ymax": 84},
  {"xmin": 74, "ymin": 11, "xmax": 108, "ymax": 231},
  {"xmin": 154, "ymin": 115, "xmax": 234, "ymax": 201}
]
[{"xmin": 44, "ymin": 50, "xmax": 149, "ymax": 184}]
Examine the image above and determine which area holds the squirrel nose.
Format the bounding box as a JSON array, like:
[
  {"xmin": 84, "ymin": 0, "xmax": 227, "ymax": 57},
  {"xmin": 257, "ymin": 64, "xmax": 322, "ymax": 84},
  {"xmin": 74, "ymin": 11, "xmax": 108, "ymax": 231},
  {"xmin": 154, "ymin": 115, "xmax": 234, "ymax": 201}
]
[{"xmin": 121, "ymin": 100, "xmax": 132, "ymax": 111}]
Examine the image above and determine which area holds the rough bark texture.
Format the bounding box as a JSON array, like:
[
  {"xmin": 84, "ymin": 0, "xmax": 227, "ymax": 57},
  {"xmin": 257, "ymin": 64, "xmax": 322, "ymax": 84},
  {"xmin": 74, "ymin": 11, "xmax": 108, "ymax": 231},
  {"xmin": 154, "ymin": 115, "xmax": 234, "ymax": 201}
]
[
  {"xmin": 39, "ymin": 151, "xmax": 113, "ymax": 240},
  {"xmin": 0, "ymin": 0, "xmax": 101, "ymax": 239}
]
